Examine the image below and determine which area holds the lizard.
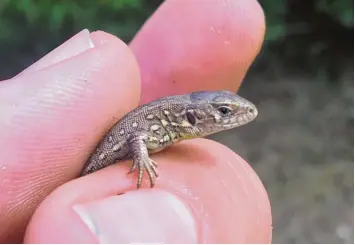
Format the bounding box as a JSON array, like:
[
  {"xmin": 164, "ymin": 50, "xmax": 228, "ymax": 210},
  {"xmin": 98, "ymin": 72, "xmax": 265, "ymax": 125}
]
[{"xmin": 80, "ymin": 90, "xmax": 258, "ymax": 188}]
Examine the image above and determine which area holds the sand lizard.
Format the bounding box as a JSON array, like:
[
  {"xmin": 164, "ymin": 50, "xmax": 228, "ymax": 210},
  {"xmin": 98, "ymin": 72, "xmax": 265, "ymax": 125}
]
[{"xmin": 80, "ymin": 90, "xmax": 258, "ymax": 188}]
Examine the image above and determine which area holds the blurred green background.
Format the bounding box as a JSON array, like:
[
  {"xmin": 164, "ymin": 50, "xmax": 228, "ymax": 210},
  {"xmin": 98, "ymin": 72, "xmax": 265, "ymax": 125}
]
[{"xmin": 0, "ymin": 0, "xmax": 353, "ymax": 243}]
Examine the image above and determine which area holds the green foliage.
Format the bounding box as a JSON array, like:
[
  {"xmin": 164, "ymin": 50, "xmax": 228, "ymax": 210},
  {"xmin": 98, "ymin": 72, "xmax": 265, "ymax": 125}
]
[
  {"xmin": 259, "ymin": 0, "xmax": 353, "ymax": 79},
  {"xmin": 0, "ymin": 0, "xmax": 161, "ymax": 78},
  {"xmin": 1, "ymin": 0, "xmax": 156, "ymax": 41},
  {"xmin": 258, "ymin": 0, "xmax": 287, "ymax": 42},
  {"xmin": 261, "ymin": 0, "xmax": 353, "ymax": 42},
  {"xmin": 316, "ymin": 0, "xmax": 353, "ymax": 27},
  {"xmin": 0, "ymin": 0, "xmax": 352, "ymax": 79}
]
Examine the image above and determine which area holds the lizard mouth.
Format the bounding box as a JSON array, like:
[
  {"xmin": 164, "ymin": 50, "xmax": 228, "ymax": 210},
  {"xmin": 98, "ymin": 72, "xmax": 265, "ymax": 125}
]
[{"xmin": 220, "ymin": 110, "xmax": 258, "ymax": 128}]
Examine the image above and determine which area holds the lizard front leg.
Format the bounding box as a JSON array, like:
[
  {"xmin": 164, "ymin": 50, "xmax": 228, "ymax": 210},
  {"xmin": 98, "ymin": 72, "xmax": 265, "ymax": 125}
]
[{"xmin": 127, "ymin": 133, "xmax": 159, "ymax": 188}]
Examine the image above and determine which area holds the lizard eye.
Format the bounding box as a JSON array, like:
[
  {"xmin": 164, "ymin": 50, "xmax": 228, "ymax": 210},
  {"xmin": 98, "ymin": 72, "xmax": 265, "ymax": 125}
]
[
  {"xmin": 186, "ymin": 111, "xmax": 196, "ymax": 125},
  {"xmin": 218, "ymin": 106, "xmax": 231, "ymax": 115}
]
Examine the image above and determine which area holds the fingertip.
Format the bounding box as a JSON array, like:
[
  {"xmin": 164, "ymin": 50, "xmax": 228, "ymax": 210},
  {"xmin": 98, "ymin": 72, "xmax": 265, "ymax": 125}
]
[
  {"xmin": 3, "ymin": 30, "xmax": 141, "ymax": 174},
  {"xmin": 0, "ymin": 31, "xmax": 141, "ymax": 242},
  {"xmin": 25, "ymin": 206, "xmax": 97, "ymax": 244},
  {"xmin": 25, "ymin": 189, "xmax": 197, "ymax": 243},
  {"xmin": 130, "ymin": 0, "xmax": 266, "ymax": 103},
  {"xmin": 17, "ymin": 29, "xmax": 95, "ymax": 76},
  {"xmin": 156, "ymin": 139, "xmax": 272, "ymax": 243},
  {"xmin": 25, "ymin": 139, "xmax": 271, "ymax": 243},
  {"xmin": 14, "ymin": 29, "xmax": 135, "ymax": 78},
  {"xmin": 90, "ymin": 30, "xmax": 122, "ymax": 46}
]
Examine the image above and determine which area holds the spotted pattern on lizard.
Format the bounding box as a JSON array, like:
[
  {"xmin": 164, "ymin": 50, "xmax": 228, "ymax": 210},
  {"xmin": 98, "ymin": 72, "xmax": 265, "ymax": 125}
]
[{"xmin": 80, "ymin": 90, "xmax": 258, "ymax": 188}]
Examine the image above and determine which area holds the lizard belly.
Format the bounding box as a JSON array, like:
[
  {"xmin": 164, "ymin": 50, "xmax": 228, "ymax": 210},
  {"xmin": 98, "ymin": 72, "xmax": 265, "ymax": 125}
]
[{"xmin": 146, "ymin": 134, "xmax": 173, "ymax": 154}]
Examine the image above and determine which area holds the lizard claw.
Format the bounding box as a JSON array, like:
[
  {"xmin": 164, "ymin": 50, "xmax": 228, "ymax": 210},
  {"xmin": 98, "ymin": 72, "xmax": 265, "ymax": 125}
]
[
  {"xmin": 130, "ymin": 157, "xmax": 159, "ymax": 188},
  {"xmin": 151, "ymin": 160, "xmax": 158, "ymax": 168},
  {"xmin": 128, "ymin": 161, "xmax": 138, "ymax": 174}
]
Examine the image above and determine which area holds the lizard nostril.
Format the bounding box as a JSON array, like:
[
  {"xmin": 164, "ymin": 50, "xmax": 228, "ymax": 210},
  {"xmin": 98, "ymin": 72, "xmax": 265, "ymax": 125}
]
[{"xmin": 248, "ymin": 108, "xmax": 254, "ymax": 114}]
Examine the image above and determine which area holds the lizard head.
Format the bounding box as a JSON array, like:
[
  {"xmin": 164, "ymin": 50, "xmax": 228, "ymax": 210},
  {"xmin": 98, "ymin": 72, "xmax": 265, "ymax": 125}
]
[{"xmin": 182, "ymin": 90, "xmax": 258, "ymax": 136}]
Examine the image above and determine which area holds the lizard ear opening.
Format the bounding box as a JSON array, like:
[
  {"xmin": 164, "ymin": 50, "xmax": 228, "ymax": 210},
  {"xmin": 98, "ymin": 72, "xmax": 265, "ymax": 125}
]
[{"xmin": 186, "ymin": 111, "xmax": 196, "ymax": 125}]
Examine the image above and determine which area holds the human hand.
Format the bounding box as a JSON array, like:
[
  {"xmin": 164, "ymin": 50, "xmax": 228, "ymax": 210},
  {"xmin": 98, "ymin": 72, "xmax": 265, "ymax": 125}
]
[{"xmin": 0, "ymin": 0, "xmax": 271, "ymax": 243}]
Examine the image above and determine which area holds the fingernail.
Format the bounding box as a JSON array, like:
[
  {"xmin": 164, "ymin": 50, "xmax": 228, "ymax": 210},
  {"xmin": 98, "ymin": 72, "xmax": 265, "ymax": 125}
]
[
  {"xmin": 73, "ymin": 190, "xmax": 197, "ymax": 243},
  {"xmin": 18, "ymin": 29, "xmax": 95, "ymax": 76}
]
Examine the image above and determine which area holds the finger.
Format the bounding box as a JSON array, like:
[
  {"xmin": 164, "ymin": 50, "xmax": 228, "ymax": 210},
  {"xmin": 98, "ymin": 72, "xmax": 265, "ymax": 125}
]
[
  {"xmin": 16, "ymin": 29, "xmax": 94, "ymax": 77},
  {"xmin": 25, "ymin": 139, "xmax": 272, "ymax": 243},
  {"xmin": 0, "ymin": 32, "xmax": 140, "ymax": 243},
  {"xmin": 13, "ymin": 30, "xmax": 119, "ymax": 78},
  {"xmin": 130, "ymin": 0, "xmax": 265, "ymax": 103}
]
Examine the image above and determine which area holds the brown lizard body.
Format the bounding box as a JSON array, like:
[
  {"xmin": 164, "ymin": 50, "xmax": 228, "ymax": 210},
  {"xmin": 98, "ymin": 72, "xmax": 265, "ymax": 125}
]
[{"xmin": 80, "ymin": 90, "xmax": 258, "ymax": 188}]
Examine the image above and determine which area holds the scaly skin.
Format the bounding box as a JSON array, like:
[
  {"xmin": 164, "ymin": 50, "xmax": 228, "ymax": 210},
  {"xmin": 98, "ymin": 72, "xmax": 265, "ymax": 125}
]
[{"xmin": 80, "ymin": 90, "xmax": 258, "ymax": 188}]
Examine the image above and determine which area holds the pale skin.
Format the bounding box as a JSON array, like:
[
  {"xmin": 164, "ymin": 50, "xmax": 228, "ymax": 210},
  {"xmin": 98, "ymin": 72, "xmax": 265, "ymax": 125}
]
[{"xmin": 0, "ymin": 0, "xmax": 271, "ymax": 243}]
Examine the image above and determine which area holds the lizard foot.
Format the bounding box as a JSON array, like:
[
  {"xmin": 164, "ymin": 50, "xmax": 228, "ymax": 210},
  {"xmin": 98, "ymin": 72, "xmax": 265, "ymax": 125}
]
[{"xmin": 128, "ymin": 157, "xmax": 159, "ymax": 188}]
